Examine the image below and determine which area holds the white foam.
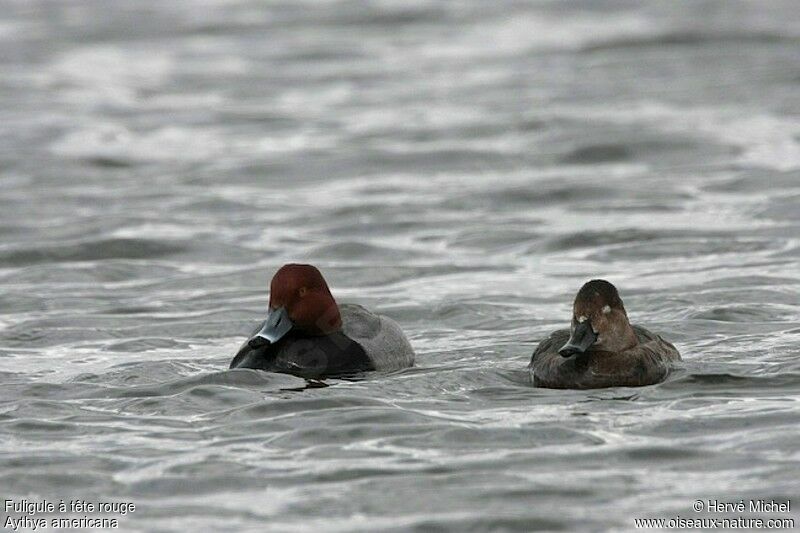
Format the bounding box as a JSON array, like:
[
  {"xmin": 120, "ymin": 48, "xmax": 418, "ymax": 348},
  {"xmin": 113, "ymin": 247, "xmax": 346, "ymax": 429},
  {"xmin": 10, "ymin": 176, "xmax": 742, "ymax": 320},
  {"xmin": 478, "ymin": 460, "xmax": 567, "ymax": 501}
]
[
  {"xmin": 51, "ymin": 46, "xmax": 174, "ymax": 106},
  {"xmin": 50, "ymin": 123, "xmax": 227, "ymax": 162}
]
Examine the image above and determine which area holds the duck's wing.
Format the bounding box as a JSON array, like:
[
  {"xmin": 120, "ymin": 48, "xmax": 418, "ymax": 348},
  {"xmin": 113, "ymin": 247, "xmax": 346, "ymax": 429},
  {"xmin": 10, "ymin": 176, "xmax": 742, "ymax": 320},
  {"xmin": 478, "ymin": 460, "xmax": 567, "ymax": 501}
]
[
  {"xmin": 530, "ymin": 329, "xmax": 584, "ymax": 388},
  {"xmin": 632, "ymin": 325, "xmax": 681, "ymax": 362},
  {"xmin": 340, "ymin": 303, "xmax": 415, "ymax": 371},
  {"xmin": 530, "ymin": 329, "xmax": 570, "ymax": 366}
]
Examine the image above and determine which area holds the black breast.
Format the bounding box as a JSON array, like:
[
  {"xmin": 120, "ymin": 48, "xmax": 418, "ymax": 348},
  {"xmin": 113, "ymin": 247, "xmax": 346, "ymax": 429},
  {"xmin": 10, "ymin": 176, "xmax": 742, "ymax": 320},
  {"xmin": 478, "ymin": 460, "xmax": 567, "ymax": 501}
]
[{"xmin": 229, "ymin": 330, "xmax": 374, "ymax": 379}]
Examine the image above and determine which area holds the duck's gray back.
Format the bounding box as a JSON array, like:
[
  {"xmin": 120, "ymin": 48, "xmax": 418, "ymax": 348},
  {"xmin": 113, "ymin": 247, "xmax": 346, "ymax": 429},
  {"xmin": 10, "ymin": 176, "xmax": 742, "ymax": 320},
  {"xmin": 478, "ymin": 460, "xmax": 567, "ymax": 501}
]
[{"xmin": 340, "ymin": 303, "xmax": 415, "ymax": 371}]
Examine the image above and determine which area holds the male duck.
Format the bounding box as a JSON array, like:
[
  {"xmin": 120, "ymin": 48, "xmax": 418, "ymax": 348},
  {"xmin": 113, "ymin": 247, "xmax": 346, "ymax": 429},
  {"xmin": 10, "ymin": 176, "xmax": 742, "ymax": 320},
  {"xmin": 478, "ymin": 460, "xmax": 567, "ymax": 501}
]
[
  {"xmin": 530, "ymin": 280, "xmax": 680, "ymax": 389},
  {"xmin": 230, "ymin": 264, "xmax": 415, "ymax": 378}
]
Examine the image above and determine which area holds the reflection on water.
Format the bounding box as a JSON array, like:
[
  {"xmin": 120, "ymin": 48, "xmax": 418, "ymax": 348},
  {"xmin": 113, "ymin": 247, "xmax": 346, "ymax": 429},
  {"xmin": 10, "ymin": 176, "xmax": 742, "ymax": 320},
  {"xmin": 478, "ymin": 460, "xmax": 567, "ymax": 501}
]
[{"xmin": 1, "ymin": 0, "xmax": 799, "ymax": 530}]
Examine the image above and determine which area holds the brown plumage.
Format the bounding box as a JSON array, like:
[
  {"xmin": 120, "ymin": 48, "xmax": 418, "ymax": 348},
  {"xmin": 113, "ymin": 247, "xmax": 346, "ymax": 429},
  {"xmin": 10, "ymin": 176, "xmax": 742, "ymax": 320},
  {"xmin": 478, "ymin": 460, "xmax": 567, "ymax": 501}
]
[{"xmin": 530, "ymin": 280, "xmax": 681, "ymax": 389}]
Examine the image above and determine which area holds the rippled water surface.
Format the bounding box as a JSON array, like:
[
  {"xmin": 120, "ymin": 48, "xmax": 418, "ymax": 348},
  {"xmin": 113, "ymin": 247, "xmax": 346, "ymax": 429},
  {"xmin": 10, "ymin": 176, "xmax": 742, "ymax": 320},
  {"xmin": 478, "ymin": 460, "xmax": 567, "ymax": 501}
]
[{"xmin": 2, "ymin": 1, "xmax": 800, "ymax": 531}]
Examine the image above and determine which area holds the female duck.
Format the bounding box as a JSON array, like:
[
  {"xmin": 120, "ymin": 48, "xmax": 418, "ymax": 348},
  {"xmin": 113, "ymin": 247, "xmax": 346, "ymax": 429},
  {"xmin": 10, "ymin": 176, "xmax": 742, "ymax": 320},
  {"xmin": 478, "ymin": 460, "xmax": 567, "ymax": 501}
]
[
  {"xmin": 230, "ymin": 264, "xmax": 415, "ymax": 378},
  {"xmin": 530, "ymin": 280, "xmax": 680, "ymax": 389}
]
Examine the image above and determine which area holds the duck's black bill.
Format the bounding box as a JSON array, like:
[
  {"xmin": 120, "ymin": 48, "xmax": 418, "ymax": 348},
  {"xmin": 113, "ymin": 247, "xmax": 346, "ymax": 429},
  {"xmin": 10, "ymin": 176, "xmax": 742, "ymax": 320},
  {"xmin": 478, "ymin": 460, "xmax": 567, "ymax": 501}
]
[
  {"xmin": 247, "ymin": 307, "xmax": 293, "ymax": 349},
  {"xmin": 559, "ymin": 321, "xmax": 598, "ymax": 357}
]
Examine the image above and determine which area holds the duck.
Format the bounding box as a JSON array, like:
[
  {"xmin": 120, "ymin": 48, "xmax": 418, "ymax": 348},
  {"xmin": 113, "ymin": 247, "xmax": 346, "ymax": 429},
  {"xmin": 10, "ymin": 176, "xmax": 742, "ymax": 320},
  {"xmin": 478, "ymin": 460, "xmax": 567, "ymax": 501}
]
[
  {"xmin": 229, "ymin": 263, "xmax": 415, "ymax": 378},
  {"xmin": 530, "ymin": 279, "xmax": 680, "ymax": 389}
]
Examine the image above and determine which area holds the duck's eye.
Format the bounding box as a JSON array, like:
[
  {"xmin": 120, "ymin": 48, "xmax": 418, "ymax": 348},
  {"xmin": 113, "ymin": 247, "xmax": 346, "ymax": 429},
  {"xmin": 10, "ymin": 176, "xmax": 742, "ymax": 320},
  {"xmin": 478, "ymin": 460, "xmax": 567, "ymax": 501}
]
[{"xmin": 298, "ymin": 287, "xmax": 308, "ymax": 297}]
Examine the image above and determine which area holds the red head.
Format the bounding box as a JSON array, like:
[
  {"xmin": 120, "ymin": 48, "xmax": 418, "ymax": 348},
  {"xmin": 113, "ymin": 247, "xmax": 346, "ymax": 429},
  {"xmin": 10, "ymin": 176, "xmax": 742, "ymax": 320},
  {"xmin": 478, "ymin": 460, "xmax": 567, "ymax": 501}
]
[{"xmin": 268, "ymin": 264, "xmax": 342, "ymax": 336}]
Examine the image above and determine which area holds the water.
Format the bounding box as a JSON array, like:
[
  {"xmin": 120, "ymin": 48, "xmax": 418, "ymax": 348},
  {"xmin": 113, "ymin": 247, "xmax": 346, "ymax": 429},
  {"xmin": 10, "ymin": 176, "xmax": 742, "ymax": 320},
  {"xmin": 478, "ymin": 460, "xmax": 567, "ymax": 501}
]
[{"xmin": 1, "ymin": 0, "xmax": 799, "ymax": 531}]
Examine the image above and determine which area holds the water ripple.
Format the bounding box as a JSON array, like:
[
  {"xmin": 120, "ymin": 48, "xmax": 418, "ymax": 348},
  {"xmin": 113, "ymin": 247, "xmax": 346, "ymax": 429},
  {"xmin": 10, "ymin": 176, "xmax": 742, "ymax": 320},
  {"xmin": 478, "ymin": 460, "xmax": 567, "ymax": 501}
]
[{"xmin": 1, "ymin": 0, "xmax": 799, "ymax": 531}]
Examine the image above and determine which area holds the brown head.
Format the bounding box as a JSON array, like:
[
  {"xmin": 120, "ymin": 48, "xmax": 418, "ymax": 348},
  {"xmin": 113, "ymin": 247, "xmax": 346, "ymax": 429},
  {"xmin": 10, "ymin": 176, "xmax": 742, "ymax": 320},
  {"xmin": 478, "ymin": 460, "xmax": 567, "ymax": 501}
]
[
  {"xmin": 248, "ymin": 264, "xmax": 342, "ymax": 348},
  {"xmin": 559, "ymin": 279, "xmax": 638, "ymax": 357}
]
